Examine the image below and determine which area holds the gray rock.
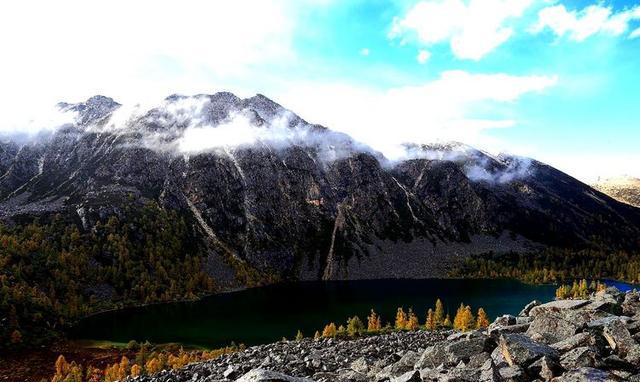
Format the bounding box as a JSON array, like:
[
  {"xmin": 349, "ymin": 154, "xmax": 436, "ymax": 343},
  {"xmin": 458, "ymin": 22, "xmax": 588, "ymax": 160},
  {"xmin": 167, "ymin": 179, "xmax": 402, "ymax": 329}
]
[
  {"xmin": 550, "ymin": 332, "xmax": 592, "ymax": 352},
  {"xmin": 519, "ymin": 300, "xmax": 541, "ymax": 317},
  {"xmin": 602, "ymin": 318, "xmax": 640, "ymax": 362},
  {"xmin": 235, "ymin": 369, "xmax": 314, "ymax": 382},
  {"xmin": 500, "ymin": 334, "xmax": 558, "ymax": 367},
  {"xmin": 498, "ymin": 365, "xmax": 527, "ymax": 381},
  {"xmin": 390, "ymin": 370, "xmax": 421, "ymax": 382},
  {"xmin": 529, "ymin": 300, "xmax": 590, "ymax": 316},
  {"xmin": 528, "ymin": 356, "xmax": 560, "ymax": 382},
  {"xmin": 479, "ymin": 359, "xmax": 501, "ymax": 382},
  {"xmin": 551, "ymin": 367, "xmax": 624, "ymax": 381},
  {"xmin": 559, "ymin": 347, "xmax": 599, "ymax": 369}
]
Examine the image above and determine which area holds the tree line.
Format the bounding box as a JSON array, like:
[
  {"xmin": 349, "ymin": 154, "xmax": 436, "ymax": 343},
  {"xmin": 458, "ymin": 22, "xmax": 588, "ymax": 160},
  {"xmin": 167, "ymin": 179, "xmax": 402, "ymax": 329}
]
[
  {"xmin": 306, "ymin": 298, "xmax": 490, "ymax": 340},
  {"xmin": 452, "ymin": 249, "xmax": 640, "ymax": 284}
]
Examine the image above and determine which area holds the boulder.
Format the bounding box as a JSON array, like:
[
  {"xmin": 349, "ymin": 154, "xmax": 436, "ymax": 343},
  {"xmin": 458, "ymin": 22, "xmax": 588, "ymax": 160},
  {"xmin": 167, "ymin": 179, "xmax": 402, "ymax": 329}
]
[
  {"xmin": 489, "ymin": 323, "xmax": 530, "ymax": 338},
  {"xmin": 500, "ymin": 334, "xmax": 558, "ymax": 367},
  {"xmin": 527, "ymin": 308, "xmax": 605, "ymax": 344},
  {"xmin": 415, "ymin": 344, "xmax": 448, "ymax": 369},
  {"xmin": 444, "ymin": 335, "xmax": 494, "ymax": 363},
  {"xmin": 519, "ymin": 300, "xmax": 542, "ymax": 317},
  {"xmin": 390, "ymin": 370, "xmax": 421, "ymax": 382},
  {"xmin": 498, "ymin": 365, "xmax": 527, "ymax": 382},
  {"xmin": 550, "ymin": 367, "xmax": 624, "ymax": 381},
  {"xmin": 602, "ymin": 318, "xmax": 640, "ymax": 361},
  {"xmin": 550, "ymin": 332, "xmax": 592, "ymax": 352},
  {"xmin": 479, "ymin": 359, "xmax": 501, "ymax": 382},
  {"xmin": 236, "ymin": 369, "xmax": 315, "ymax": 382},
  {"xmin": 528, "ymin": 356, "xmax": 560, "ymax": 382},
  {"xmin": 559, "ymin": 347, "xmax": 599, "ymax": 369},
  {"xmin": 622, "ymin": 291, "xmax": 640, "ymax": 317},
  {"xmin": 529, "ymin": 300, "xmax": 590, "ymax": 316}
]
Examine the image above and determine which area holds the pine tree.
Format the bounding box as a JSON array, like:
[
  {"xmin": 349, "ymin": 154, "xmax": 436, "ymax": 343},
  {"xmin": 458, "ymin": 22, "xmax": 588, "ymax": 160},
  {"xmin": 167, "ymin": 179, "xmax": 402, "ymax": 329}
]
[
  {"xmin": 314, "ymin": 330, "xmax": 321, "ymax": 339},
  {"xmin": 295, "ymin": 330, "xmax": 304, "ymax": 341},
  {"xmin": 425, "ymin": 308, "xmax": 436, "ymax": 331},
  {"xmin": 453, "ymin": 303, "xmax": 465, "ymax": 331},
  {"xmin": 395, "ymin": 307, "xmax": 408, "ymax": 330},
  {"xmin": 434, "ymin": 298, "xmax": 445, "ymax": 327},
  {"xmin": 407, "ymin": 308, "xmax": 420, "ymax": 330},
  {"xmin": 476, "ymin": 307, "xmax": 489, "ymax": 329},
  {"xmin": 443, "ymin": 314, "xmax": 452, "ymax": 328},
  {"xmin": 131, "ymin": 364, "xmax": 142, "ymax": 377},
  {"xmin": 322, "ymin": 322, "xmax": 337, "ymax": 338},
  {"xmin": 347, "ymin": 316, "xmax": 365, "ymax": 337},
  {"xmin": 367, "ymin": 309, "xmax": 382, "ymax": 332},
  {"xmin": 337, "ymin": 325, "xmax": 346, "ymax": 337}
]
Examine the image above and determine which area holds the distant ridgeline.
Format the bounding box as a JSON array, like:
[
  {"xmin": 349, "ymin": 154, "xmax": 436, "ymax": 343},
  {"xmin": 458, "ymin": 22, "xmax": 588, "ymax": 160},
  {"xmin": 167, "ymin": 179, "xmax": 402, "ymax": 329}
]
[{"xmin": 2, "ymin": 92, "xmax": 640, "ymax": 349}]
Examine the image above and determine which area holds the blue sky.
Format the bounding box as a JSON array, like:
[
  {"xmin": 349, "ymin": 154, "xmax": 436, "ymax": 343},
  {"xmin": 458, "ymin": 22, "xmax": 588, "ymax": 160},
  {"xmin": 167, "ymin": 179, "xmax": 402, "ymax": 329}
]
[{"xmin": 1, "ymin": 0, "xmax": 639, "ymax": 181}]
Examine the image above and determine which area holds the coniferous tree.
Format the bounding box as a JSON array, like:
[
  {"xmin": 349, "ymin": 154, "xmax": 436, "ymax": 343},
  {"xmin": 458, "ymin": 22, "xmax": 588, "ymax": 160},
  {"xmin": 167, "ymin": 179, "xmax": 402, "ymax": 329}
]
[
  {"xmin": 347, "ymin": 316, "xmax": 365, "ymax": 337},
  {"xmin": 407, "ymin": 308, "xmax": 420, "ymax": 330},
  {"xmin": 367, "ymin": 309, "xmax": 382, "ymax": 332},
  {"xmin": 425, "ymin": 308, "xmax": 436, "ymax": 331},
  {"xmin": 295, "ymin": 330, "xmax": 304, "ymax": 341},
  {"xmin": 443, "ymin": 314, "xmax": 452, "ymax": 328},
  {"xmin": 434, "ymin": 298, "xmax": 445, "ymax": 327},
  {"xmin": 322, "ymin": 323, "xmax": 337, "ymax": 338},
  {"xmin": 476, "ymin": 308, "xmax": 489, "ymax": 329},
  {"xmin": 395, "ymin": 307, "xmax": 408, "ymax": 330}
]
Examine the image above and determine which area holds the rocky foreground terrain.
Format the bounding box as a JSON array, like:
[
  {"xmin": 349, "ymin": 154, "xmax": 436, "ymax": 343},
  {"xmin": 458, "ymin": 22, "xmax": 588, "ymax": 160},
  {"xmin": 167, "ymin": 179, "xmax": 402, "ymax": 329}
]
[{"xmin": 133, "ymin": 287, "xmax": 640, "ymax": 382}]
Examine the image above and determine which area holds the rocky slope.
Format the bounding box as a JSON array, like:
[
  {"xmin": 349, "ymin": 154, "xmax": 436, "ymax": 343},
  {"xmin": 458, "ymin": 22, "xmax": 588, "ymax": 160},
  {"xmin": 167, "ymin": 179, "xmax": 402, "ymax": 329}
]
[
  {"xmin": 132, "ymin": 287, "xmax": 640, "ymax": 382},
  {"xmin": 1, "ymin": 93, "xmax": 640, "ymax": 286},
  {"xmin": 593, "ymin": 176, "xmax": 640, "ymax": 208}
]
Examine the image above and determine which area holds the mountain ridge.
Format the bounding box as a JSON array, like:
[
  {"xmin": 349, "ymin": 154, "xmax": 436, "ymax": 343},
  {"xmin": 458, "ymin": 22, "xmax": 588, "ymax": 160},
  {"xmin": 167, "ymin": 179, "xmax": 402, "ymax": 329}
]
[{"xmin": 1, "ymin": 92, "xmax": 640, "ymax": 286}]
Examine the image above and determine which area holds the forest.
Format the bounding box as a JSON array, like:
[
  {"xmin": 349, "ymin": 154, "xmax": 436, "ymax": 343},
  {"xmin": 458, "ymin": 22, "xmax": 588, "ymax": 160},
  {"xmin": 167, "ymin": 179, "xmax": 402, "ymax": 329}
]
[
  {"xmin": 0, "ymin": 201, "xmax": 219, "ymax": 349},
  {"xmin": 452, "ymin": 248, "xmax": 640, "ymax": 284}
]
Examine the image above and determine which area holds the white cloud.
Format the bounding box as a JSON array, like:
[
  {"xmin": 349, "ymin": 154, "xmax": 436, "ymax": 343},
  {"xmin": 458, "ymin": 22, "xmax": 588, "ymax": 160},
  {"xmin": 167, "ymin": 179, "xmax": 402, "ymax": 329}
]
[
  {"xmin": 531, "ymin": 3, "xmax": 640, "ymax": 41},
  {"xmin": 360, "ymin": 48, "xmax": 370, "ymax": 56},
  {"xmin": 631, "ymin": 27, "xmax": 640, "ymax": 39},
  {"xmin": 0, "ymin": 0, "xmax": 306, "ymax": 132},
  {"xmin": 389, "ymin": 0, "xmax": 534, "ymax": 60},
  {"xmin": 276, "ymin": 70, "xmax": 558, "ymax": 159},
  {"xmin": 417, "ymin": 50, "xmax": 431, "ymax": 63},
  {"xmin": 538, "ymin": 152, "xmax": 640, "ymax": 183}
]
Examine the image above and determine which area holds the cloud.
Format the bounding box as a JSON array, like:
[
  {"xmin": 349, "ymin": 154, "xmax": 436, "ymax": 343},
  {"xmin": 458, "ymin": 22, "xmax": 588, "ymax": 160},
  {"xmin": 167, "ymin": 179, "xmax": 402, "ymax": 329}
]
[
  {"xmin": 276, "ymin": 70, "xmax": 558, "ymax": 160},
  {"xmin": 530, "ymin": 3, "xmax": 640, "ymax": 41},
  {"xmin": 360, "ymin": 48, "xmax": 370, "ymax": 56},
  {"xmin": 389, "ymin": 0, "xmax": 534, "ymax": 60},
  {"xmin": 631, "ymin": 27, "xmax": 640, "ymax": 39},
  {"xmin": 0, "ymin": 0, "xmax": 307, "ymax": 132},
  {"xmin": 417, "ymin": 50, "xmax": 431, "ymax": 63}
]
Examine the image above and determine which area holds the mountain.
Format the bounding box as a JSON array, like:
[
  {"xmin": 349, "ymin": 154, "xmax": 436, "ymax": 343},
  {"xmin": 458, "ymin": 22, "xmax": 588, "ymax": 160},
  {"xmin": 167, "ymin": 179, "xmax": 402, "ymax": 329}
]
[
  {"xmin": 1, "ymin": 92, "xmax": 640, "ymax": 287},
  {"xmin": 592, "ymin": 176, "xmax": 640, "ymax": 208}
]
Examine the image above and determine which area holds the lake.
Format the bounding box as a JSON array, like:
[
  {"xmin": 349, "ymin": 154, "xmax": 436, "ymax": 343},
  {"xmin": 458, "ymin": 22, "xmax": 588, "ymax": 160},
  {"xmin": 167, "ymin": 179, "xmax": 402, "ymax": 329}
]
[{"xmin": 71, "ymin": 278, "xmax": 567, "ymax": 348}]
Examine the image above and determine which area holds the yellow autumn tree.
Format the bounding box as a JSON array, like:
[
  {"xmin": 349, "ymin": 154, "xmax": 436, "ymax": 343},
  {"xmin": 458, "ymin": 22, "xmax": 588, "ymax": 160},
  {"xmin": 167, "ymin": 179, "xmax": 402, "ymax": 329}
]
[
  {"xmin": 367, "ymin": 309, "xmax": 382, "ymax": 332},
  {"xmin": 322, "ymin": 322, "xmax": 337, "ymax": 338},
  {"xmin": 395, "ymin": 307, "xmax": 408, "ymax": 330},
  {"xmin": 295, "ymin": 330, "xmax": 304, "ymax": 341},
  {"xmin": 425, "ymin": 308, "xmax": 436, "ymax": 331},
  {"xmin": 347, "ymin": 316, "xmax": 365, "ymax": 337},
  {"xmin": 454, "ymin": 303, "xmax": 475, "ymax": 331},
  {"xmin": 145, "ymin": 357, "xmax": 163, "ymax": 374},
  {"xmin": 434, "ymin": 298, "xmax": 445, "ymax": 327},
  {"xmin": 443, "ymin": 314, "xmax": 452, "ymax": 328},
  {"xmin": 314, "ymin": 330, "xmax": 321, "ymax": 339},
  {"xmin": 407, "ymin": 308, "xmax": 420, "ymax": 330},
  {"xmin": 476, "ymin": 308, "xmax": 489, "ymax": 329},
  {"xmin": 131, "ymin": 364, "xmax": 142, "ymax": 377}
]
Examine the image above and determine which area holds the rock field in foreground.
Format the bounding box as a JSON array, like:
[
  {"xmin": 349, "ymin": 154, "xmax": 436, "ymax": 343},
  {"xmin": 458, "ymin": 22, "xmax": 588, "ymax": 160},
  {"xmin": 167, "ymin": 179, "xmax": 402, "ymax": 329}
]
[{"xmin": 133, "ymin": 287, "xmax": 640, "ymax": 381}]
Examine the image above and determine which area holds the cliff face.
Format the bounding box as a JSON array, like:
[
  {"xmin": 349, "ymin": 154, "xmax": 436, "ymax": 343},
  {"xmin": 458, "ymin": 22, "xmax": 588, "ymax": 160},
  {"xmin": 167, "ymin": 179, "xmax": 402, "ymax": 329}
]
[{"xmin": 1, "ymin": 93, "xmax": 640, "ymax": 282}]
